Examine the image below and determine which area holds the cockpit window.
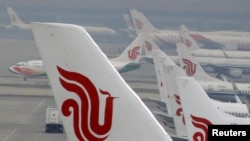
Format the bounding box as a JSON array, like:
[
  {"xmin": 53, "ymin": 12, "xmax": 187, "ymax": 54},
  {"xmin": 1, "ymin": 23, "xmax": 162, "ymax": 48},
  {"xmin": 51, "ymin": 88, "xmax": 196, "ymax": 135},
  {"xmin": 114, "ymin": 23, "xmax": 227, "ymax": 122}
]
[{"xmin": 16, "ymin": 62, "xmax": 27, "ymax": 66}]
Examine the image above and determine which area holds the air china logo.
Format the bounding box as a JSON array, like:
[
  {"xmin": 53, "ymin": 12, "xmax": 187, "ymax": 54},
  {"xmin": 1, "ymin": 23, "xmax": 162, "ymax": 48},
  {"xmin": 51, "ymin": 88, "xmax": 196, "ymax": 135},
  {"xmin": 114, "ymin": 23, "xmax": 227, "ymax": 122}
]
[
  {"xmin": 11, "ymin": 14, "xmax": 17, "ymax": 22},
  {"xmin": 128, "ymin": 46, "xmax": 140, "ymax": 60},
  {"xmin": 135, "ymin": 19, "xmax": 143, "ymax": 30},
  {"xmin": 174, "ymin": 94, "xmax": 185, "ymax": 125},
  {"xmin": 57, "ymin": 66, "xmax": 117, "ymax": 141},
  {"xmin": 182, "ymin": 58, "xmax": 196, "ymax": 77},
  {"xmin": 144, "ymin": 41, "xmax": 152, "ymax": 52},
  {"xmin": 180, "ymin": 37, "xmax": 192, "ymax": 47},
  {"xmin": 191, "ymin": 114, "xmax": 212, "ymax": 141}
]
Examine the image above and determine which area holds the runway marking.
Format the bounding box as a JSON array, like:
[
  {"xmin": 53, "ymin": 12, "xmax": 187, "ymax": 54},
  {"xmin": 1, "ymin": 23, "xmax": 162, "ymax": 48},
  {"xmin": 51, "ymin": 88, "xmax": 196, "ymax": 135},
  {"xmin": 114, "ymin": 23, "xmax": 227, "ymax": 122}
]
[
  {"xmin": 2, "ymin": 128, "xmax": 17, "ymax": 141},
  {"xmin": 20, "ymin": 99, "xmax": 45, "ymax": 124},
  {"xmin": 33, "ymin": 132, "xmax": 42, "ymax": 141}
]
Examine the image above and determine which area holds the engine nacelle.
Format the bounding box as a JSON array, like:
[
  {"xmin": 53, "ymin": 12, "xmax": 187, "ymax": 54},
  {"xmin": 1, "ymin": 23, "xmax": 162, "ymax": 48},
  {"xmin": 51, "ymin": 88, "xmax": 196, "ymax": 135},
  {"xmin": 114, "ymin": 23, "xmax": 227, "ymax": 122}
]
[
  {"xmin": 228, "ymin": 68, "xmax": 243, "ymax": 79},
  {"xmin": 203, "ymin": 65, "xmax": 215, "ymax": 73}
]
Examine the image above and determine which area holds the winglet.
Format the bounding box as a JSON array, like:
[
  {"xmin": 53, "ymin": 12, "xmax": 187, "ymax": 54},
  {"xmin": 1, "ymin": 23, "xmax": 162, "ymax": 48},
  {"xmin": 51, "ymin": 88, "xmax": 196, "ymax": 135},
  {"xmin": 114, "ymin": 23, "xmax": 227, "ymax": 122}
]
[{"xmin": 31, "ymin": 22, "xmax": 172, "ymax": 141}]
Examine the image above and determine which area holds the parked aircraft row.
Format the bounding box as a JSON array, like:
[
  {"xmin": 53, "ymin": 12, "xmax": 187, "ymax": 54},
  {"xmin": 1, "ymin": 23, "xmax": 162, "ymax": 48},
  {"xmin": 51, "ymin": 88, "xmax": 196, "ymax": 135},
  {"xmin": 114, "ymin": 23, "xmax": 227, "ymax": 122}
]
[
  {"xmin": 1, "ymin": 6, "xmax": 117, "ymax": 36},
  {"xmin": 29, "ymin": 22, "xmax": 250, "ymax": 141},
  {"xmin": 8, "ymin": 34, "xmax": 145, "ymax": 80},
  {"xmin": 141, "ymin": 27, "xmax": 250, "ymax": 79},
  {"xmin": 9, "ymin": 30, "xmax": 250, "ymax": 96},
  {"xmin": 128, "ymin": 9, "xmax": 250, "ymax": 51},
  {"xmin": 180, "ymin": 25, "xmax": 250, "ymax": 59},
  {"xmin": 142, "ymin": 36, "xmax": 250, "ymax": 98},
  {"xmin": 150, "ymin": 49, "xmax": 250, "ymax": 140},
  {"xmin": 177, "ymin": 27, "xmax": 250, "ymax": 79}
]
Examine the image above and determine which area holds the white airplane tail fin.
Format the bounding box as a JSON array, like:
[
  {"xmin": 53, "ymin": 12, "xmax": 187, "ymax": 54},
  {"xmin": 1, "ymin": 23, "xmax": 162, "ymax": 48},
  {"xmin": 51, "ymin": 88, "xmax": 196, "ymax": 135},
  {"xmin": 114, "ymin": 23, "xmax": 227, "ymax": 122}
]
[
  {"xmin": 122, "ymin": 13, "xmax": 136, "ymax": 38},
  {"xmin": 152, "ymin": 49, "xmax": 188, "ymax": 136},
  {"xmin": 7, "ymin": 6, "xmax": 25, "ymax": 26},
  {"xmin": 161, "ymin": 64, "xmax": 188, "ymax": 137},
  {"xmin": 177, "ymin": 43, "xmax": 222, "ymax": 82},
  {"xmin": 113, "ymin": 33, "xmax": 144, "ymax": 63},
  {"xmin": 130, "ymin": 9, "xmax": 159, "ymax": 33},
  {"xmin": 152, "ymin": 50, "xmax": 174, "ymax": 115},
  {"xmin": 179, "ymin": 25, "xmax": 200, "ymax": 50},
  {"xmin": 123, "ymin": 13, "xmax": 135, "ymax": 32},
  {"xmin": 143, "ymin": 34, "xmax": 161, "ymax": 57},
  {"xmin": 31, "ymin": 22, "xmax": 172, "ymax": 141},
  {"xmin": 177, "ymin": 77, "xmax": 227, "ymax": 141}
]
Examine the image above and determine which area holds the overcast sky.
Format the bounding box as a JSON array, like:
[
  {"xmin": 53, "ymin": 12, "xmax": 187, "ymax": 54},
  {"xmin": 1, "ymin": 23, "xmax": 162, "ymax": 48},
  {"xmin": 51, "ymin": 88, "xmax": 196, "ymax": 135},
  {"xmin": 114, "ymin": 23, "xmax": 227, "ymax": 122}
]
[{"xmin": 1, "ymin": 0, "xmax": 249, "ymax": 14}]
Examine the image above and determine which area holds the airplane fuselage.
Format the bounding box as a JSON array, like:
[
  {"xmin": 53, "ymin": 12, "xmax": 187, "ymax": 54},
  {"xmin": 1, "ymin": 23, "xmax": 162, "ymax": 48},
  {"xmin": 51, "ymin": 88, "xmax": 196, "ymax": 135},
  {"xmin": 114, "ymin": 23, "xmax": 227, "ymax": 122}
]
[{"xmin": 151, "ymin": 31, "xmax": 250, "ymax": 51}]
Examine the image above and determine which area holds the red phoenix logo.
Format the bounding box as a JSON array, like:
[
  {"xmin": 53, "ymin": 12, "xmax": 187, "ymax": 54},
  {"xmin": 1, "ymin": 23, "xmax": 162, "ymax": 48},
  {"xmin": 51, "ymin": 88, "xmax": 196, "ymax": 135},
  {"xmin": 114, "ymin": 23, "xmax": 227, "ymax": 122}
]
[
  {"xmin": 57, "ymin": 66, "xmax": 116, "ymax": 141},
  {"xmin": 191, "ymin": 115, "xmax": 212, "ymax": 141},
  {"xmin": 11, "ymin": 14, "xmax": 17, "ymax": 22},
  {"xmin": 135, "ymin": 19, "xmax": 143, "ymax": 30},
  {"xmin": 128, "ymin": 46, "xmax": 140, "ymax": 60},
  {"xmin": 174, "ymin": 94, "xmax": 185, "ymax": 125},
  {"xmin": 180, "ymin": 37, "xmax": 192, "ymax": 47},
  {"xmin": 144, "ymin": 41, "xmax": 152, "ymax": 52},
  {"xmin": 182, "ymin": 58, "xmax": 196, "ymax": 77}
]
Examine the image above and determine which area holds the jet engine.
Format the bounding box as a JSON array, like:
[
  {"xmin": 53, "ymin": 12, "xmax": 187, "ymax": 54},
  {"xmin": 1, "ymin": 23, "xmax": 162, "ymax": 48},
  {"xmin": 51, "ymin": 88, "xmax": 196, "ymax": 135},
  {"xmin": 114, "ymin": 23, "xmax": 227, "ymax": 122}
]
[{"xmin": 227, "ymin": 68, "xmax": 243, "ymax": 79}]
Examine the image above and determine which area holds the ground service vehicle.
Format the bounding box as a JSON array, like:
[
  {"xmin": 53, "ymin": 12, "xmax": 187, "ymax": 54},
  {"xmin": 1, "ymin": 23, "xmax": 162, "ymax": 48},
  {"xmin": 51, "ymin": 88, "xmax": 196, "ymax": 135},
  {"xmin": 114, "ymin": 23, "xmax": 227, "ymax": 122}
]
[{"xmin": 45, "ymin": 107, "xmax": 64, "ymax": 133}]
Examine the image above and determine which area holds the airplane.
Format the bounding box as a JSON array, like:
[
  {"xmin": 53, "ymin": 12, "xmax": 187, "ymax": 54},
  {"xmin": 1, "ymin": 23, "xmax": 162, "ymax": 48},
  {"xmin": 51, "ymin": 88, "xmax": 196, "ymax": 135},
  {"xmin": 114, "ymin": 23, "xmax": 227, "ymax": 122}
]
[
  {"xmin": 6, "ymin": 6, "xmax": 31, "ymax": 30},
  {"xmin": 140, "ymin": 37, "xmax": 249, "ymax": 113},
  {"xmin": 141, "ymin": 36, "xmax": 250, "ymax": 101},
  {"xmin": 141, "ymin": 32, "xmax": 250, "ymax": 80},
  {"xmin": 129, "ymin": 9, "xmax": 250, "ymax": 51},
  {"xmin": 152, "ymin": 49, "xmax": 249, "ymax": 117},
  {"xmin": 8, "ymin": 60, "xmax": 46, "ymax": 81},
  {"xmin": 8, "ymin": 33, "xmax": 145, "ymax": 80},
  {"xmin": 5, "ymin": 6, "xmax": 117, "ymax": 36},
  {"xmin": 31, "ymin": 22, "xmax": 173, "ymax": 141},
  {"xmin": 179, "ymin": 25, "xmax": 250, "ymax": 59},
  {"xmin": 151, "ymin": 51, "xmax": 249, "ymax": 139},
  {"xmin": 176, "ymin": 41, "xmax": 250, "ymax": 79},
  {"xmin": 177, "ymin": 42, "xmax": 250, "ymax": 96},
  {"xmin": 178, "ymin": 77, "xmax": 250, "ymax": 141},
  {"xmin": 119, "ymin": 13, "xmax": 136, "ymax": 38}
]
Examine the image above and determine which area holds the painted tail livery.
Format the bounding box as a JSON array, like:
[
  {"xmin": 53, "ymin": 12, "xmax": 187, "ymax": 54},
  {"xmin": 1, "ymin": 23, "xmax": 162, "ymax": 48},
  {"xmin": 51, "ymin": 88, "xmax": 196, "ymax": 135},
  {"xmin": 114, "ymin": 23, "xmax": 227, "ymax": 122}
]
[
  {"xmin": 109, "ymin": 33, "xmax": 144, "ymax": 73},
  {"xmin": 6, "ymin": 6, "xmax": 31, "ymax": 30},
  {"xmin": 31, "ymin": 22, "xmax": 173, "ymax": 141},
  {"xmin": 177, "ymin": 77, "xmax": 250, "ymax": 141}
]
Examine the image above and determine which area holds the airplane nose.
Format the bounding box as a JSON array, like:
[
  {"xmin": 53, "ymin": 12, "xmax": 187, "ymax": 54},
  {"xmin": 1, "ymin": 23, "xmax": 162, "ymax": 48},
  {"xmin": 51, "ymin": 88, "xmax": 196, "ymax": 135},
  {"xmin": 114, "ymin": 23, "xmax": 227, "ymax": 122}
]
[{"xmin": 8, "ymin": 66, "xmax": 19, "ymax": 74}]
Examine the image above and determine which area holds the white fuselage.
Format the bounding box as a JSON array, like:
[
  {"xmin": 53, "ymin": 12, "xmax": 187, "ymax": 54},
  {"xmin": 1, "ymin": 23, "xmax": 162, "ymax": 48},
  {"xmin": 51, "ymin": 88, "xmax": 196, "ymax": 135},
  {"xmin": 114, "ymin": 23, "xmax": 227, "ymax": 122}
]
[
  {"xmin": 150, "ymin": 30, "xmax": 250, "ymax": 51},
  {"xmin": 191, "ymin": 49, "xmax": 250, "ymax": 59}
]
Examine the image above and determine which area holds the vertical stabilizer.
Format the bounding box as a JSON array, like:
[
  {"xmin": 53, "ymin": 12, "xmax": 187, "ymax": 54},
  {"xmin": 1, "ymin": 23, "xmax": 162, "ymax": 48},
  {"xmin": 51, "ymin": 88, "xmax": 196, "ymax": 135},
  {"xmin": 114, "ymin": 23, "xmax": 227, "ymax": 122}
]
[
  {"xmin": 179, "ymin": 25, "xmax": 200, "ymax": 50},
  {"xmin": 123, "ymin": 13, "xmax": 136, "ymax": 38},
  {"xmin": 6, "ymin": 6, "xmax": 31, "ymax": 30},
  {"xmin": 31, "ymin": 22, "xmax": 172, "ymax": 141},
  {"xmin": 177, "ymin": 43, "xmax": 222, "ymax": 82},
  {"xmin": 7, "ymin": 6, "xmax": 24, "ymax": 25},
  {"xmin": 112, "ymin": 33, "xmax": 144, "ymax": 63},
  {"xmin": 123, "ymin": 13, "xmax": 135, "ymax": 32},
  {"xmin": 152, "ymin": 50, "xmax": 174, "ymax": 116},
  {"xmin": 177, "ymin": 77, "xmax": 227, "ymax": 141},
  {"xmin": 130, "ymin": 9, "xmax": 159, "ymax": 33},
  {"xmin": 143, "ymin": 34, "xmax": 161, "ymax": 57},
  {"xmin": 152, "ymin": 49, "xmax": 189, "ymax": 137},
  {"xmin": 162, "ymin": 64, "xmax": 188, "ymax": 137}
]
